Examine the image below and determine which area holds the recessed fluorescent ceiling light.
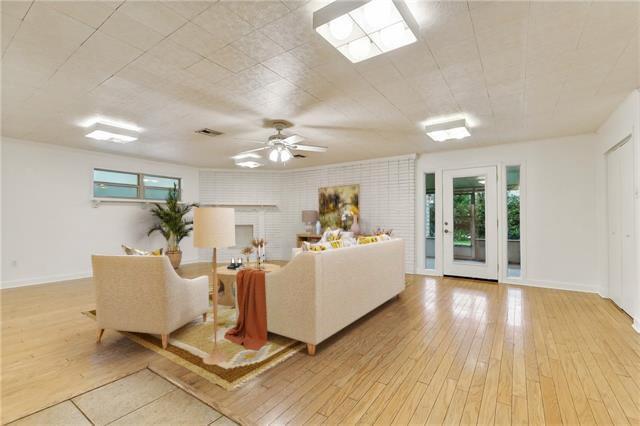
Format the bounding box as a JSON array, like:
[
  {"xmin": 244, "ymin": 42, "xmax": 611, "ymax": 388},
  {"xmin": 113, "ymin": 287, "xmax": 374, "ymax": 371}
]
[
  {"xmin": 425, "ymin": 119, "xmax": 471, "ymax": 142},
  {"xmin": 231, "ymin": 152, "xmax": 261, "ymax": 160},
  {"xmin": 85, "ymin": 130, "xmax": 138, "ymax": 144},
  {"xmin": 313, "ymin": 0, "xmax": 418, "ymax": 63},
  {"xmin": 80, "ymin": 116, "xmax": 143, "ymax": 132},
  {"xmin": 235, "ymin": 161, "xmax": 262, "ymax": 168}
]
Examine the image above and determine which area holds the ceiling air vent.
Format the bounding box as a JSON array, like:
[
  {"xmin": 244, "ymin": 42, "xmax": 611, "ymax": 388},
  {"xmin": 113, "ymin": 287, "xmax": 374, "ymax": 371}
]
[{"xmin": 195, "ymin": 128, "xmax": 223, "ymax": 137}]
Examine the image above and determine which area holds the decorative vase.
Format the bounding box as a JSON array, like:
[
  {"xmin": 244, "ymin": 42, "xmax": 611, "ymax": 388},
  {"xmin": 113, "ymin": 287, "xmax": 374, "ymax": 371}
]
[
  {"xmin": 350, "ymin": 215, "xmax": 361, "ymax": 235},
  {"xmin": 315, "ymin": 220, "xmax": 322, "ymax": 235},
  {"xmin": 166, "ymin": 250, "xmax": 182, "ymax": 269}
]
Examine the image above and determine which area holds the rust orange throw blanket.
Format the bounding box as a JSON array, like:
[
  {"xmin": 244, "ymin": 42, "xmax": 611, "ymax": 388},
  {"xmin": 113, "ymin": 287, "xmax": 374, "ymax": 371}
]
[{"xmin": 225, "ymin": 269, "xmax": 268, "ymax": 350}]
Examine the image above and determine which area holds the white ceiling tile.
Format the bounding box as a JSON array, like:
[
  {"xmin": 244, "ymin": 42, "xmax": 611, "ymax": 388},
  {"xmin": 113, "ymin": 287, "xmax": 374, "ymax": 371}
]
[
  {"xmin": 431, "ymin": 37, "xmax": 480, "ymax": 68},
  {"xmin": 260, "ymin": 8, "xmax": 315, "ymax": 50},
  {"xmin": 187, "ymin": 58, "xmax": 233, "ymax": 84},
  {"xmin": 355, "ymin": 56, "xmax": 402, "ymax": 87},
  {"xmin": 475, "ymin": 20, "xmax": 527, "ymax": 58},
  {"xmin": 1, "ymin": 12, "xmax": 21, "ymax": 54},
  {"xmin": 262, "ymin": 51, "xmax": 308, "ymax": 81},
  {"xmin": 170, "ymin": 22, "xmax": 228, "ymax": 58},
  {"xmin": 1, "ymin": 1, "xmax": 31, "ymax": 19},
  {"xmin": 162, "ymin": 1, "xmax": 212, "ymax": 20},
  {"xmin": 289, "ymin": 38, "xmax": 339, "ymax": 68},
  {"xmin": 146, "ymin": 38, "xmax": 201, "ymax": 70},
  {"xmin": 468, "ymin": 1, "xmax": 529, "ymax": 32},
  {"xmin": 421, "ymin": 7, "xmax": 475, "ymax": 51},
  {"xmin": 210, "ymin": 45, "xmax": 258, "ymax": 73},
  {"xmin": 231, "ymin": 30, "xmax": 285, "ymax": 62},
  {"xmin": 223, "ymin": 1, "xmax": 290, "ymax": 29},
  {"xmin": 99, "ymin": 10, "xmax": 165, "ymax": 51},
  {"xmin": 46, "ymin": 1, "xmax": 119, "ymax": 29},
  {"xmin": 387, "ymin": 42, "xmax": 438, "ymax": 78},
  {"xmin": 119, "ymin": 1, "xmax": 187, "ymax": 36},
  {"xmin": 192, "ymin": 3, "xmax": 253, "ymax": 45}
]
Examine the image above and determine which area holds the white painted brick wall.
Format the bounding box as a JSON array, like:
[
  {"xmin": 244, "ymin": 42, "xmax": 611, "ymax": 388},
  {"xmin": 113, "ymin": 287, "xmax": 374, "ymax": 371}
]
[{"xmin": 198, "ymin": 155, "xmax": 415, "ymax": 272}]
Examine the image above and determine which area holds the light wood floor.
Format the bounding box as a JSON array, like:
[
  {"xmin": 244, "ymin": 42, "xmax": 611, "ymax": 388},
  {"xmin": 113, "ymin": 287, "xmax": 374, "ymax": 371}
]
[{"xmin": 2, "ymin": 264, "xmax": 640, "ymax": 425}]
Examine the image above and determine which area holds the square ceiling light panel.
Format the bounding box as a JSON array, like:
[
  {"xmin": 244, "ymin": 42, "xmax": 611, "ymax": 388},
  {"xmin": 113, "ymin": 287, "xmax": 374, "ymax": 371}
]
[
  {"xmin": 425, "ymin": 119, "xmax": 471, "ymax": 142},
  {"xmin": 313, "ymin": 0, "xmax": 419, "ymax": 63}
]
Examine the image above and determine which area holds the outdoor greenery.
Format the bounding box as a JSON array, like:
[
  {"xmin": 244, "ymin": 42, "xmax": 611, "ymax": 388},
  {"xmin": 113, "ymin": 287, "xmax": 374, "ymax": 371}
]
[
  {"xmin": 147, "ymin": 184, "xmax": 197, "ymax": 252},
  {"xmin": 507, "ymin": 190, "xmax": 521, "ymax": 240}
]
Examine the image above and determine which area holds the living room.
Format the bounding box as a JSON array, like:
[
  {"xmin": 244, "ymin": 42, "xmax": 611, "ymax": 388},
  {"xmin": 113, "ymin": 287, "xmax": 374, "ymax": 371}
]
[{"xmin": 2, "ymin": 1, "xmax": 639, "ymax": 425}]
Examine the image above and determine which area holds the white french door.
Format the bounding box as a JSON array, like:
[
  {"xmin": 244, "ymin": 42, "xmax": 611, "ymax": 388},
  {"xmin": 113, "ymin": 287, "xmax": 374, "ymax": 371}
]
[{"xmin": 443, "ymin": 167, "xmax": 498, "ymax": 280}]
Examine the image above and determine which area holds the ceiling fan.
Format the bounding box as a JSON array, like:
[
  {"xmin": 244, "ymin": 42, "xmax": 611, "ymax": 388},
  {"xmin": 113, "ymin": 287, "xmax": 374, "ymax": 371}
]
[{"xmin": 232, "ymin": 119, "xmax": 327, "ymax": 167}]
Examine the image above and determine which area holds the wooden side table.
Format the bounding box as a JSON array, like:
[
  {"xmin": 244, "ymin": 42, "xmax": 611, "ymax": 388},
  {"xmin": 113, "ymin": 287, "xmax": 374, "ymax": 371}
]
[
  {"xmin": 213, "ymin": 264, "xmax": 282, "ymax": 306},
  {"xmin": 296, "ymin": 233, "xmax": 322, "ymax": 247}
]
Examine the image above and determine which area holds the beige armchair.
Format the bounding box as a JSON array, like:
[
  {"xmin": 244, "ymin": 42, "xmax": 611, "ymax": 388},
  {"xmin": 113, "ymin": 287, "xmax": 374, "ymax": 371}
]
[{"xmin": 91, "ymin": 255, "xmax": 209, "ymax": 349}]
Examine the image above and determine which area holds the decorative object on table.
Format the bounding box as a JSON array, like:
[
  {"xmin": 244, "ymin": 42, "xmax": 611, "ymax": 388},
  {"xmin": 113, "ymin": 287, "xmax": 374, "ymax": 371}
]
[
  {"xmin": 83, "ymin": 307, "xmax": 302, "ymax": 390},
  {"xmin": 215, "ymin": 263, "xmax": 281, "ymax": 307},
  {"xmin": 225, "ymin": 269, "xmax": 268, "ymax": 350},
  {"xmin": 193, "ymin": 207, "xmax": 236, "ymax": 365},
  {"xmin": 350, "ymin": 214, "xmax": 361, "ymax": 235},
  {"xmin": 240, "ymin": 246, "xmax": 254, "ymax": 267},
  {"xmin": 147, "ymin": 184, "xmax": 197, "ymax": 269},
  {"xmin": 374, "ymin": 227, "xmax": 393, "ymax": 237},
  {"xmin": 121, "ymin": 244, "xmax": 163, "ymax": 256},
  {"xmin": 315, "ymin": 220, "xmax": 322, "ymax": 234},
  {"xmin": 227, "ymin": 258, "xmax": 241, "ymax": 270},
  {"xmin": 251, "ymin": 238, "xmax": 267, "ymax": 269},
  {"xmin": 301, "ymin": 210, "xmax": 319, "ymax": 233},
  {"xmin": 319, "ymin": 184, "xmax": 359, "ymax": 230}
]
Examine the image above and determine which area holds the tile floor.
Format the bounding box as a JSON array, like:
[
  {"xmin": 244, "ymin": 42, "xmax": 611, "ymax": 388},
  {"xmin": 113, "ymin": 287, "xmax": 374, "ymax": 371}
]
[{"xmin": 9, "ymin": 369, "xmax": 237, "ymax": 426}]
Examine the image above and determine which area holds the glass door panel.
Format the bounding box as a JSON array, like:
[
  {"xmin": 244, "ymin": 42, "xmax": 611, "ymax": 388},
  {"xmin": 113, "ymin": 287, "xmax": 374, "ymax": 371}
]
[
  {"xmin": 425, "ymin": 173, "xmax": 436, "ymax": 269},
  {"xmin": 452, "ymin": 176, "xmax": 486, "ymax": 264}
]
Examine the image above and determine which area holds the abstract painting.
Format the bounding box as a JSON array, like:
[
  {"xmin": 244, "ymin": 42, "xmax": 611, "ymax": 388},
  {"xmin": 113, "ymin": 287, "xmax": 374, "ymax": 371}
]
[{"xmin": 318, "ymin": 184, "xmax": 359, "ymax": 230}]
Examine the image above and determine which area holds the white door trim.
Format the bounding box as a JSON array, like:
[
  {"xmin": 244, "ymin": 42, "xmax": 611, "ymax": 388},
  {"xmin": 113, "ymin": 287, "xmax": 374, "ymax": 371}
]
[{"xmin": 442, "ymin": 166, "xmax": 498, "ymax": 280}]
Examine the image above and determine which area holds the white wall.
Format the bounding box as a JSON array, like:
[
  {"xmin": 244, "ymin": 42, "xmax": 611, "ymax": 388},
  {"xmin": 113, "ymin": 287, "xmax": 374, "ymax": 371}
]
[
  {"xmin": 416, "ymin": 134, "xmax": 601, "ymax": 294},
  {"xmin": 596, "ymin": 89, "xmax": 640, "ymax": 330},
  {"xmin": 198, "ymin": 155, "xmax": 416, "ymax": 272},
  {"xmin": 1, "ymin": 138, "xmax": 200, "ymax": 288}
]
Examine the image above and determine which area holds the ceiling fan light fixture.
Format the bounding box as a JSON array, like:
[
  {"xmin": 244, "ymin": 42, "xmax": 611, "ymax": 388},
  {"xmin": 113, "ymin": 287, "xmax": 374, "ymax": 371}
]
[
  {"xmin": 280, "ymin": 147, "xmax": 293, "ymax": 162},
  {"xmin": 313, "ymin": 0, "xmax": 418, "ymax": 63},
  {"xmin": 269, "ymin": 148, "xmax": 280, "ymax": 162}
]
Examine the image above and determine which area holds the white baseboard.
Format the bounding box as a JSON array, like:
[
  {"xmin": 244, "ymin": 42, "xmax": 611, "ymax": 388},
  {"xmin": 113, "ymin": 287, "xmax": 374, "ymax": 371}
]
[
  {"xmin": 499, "ymin": 278, "xmax": 603, "ymax": 294},
  {"xmin": 633, "ymin": 319, "xmax": 640, "ymax": 334},
  {"xmin": 1, "ymin": 258, "xmax": 201, "ymax": 290}
]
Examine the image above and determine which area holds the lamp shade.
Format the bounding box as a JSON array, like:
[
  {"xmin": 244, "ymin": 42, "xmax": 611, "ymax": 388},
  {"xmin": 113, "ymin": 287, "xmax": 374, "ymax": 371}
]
[
  {"xmin": 302, "ymin": 210, "xmax": 319, "ymax": 224},
  {"xmin": 193, "ymin": 207, "xmax": 235, "ymax": 248}
]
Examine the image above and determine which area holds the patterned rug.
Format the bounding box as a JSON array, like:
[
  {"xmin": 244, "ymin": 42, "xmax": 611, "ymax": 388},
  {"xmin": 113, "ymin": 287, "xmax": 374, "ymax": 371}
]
[{"xmin": 83, "ymin": 307, "xmax": 303, "ymax": 390}]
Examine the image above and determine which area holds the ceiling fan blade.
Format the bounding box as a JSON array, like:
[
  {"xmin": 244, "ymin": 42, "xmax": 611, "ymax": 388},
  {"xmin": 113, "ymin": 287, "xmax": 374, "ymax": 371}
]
[
  {"xmin": 232, "ymin": 146, "xmax": 269, "ymax": 158},
  {"xmin": 282, "ymin": 134, "xmax": 305, "ymax": 145},
  {"xmin": 290, "ymin": 144, "xmax": 327, "ymax": 152}
]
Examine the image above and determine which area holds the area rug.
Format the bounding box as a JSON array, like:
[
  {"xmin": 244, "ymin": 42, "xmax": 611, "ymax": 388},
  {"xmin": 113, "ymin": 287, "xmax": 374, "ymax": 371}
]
[{"xmin": 83, "ymin": 306, "xmax": 303, "ymax": 390}]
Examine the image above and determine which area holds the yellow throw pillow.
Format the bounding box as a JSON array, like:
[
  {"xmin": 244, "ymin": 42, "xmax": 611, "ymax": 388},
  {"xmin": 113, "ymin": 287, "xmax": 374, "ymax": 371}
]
[
  {"xmin": 329, "ymin": 240, "xmax": 344, "ymax": 249},
  {"xmin": 302, "ymin": 242, "xmax": 327, "ymax": 252},
  {"xmin": 122, "ymin": 244, "xmax": 163, "ymax": 256},
  {"xmin": 357, "ymin": 236, "xmax": 380, "ymax": 245}
]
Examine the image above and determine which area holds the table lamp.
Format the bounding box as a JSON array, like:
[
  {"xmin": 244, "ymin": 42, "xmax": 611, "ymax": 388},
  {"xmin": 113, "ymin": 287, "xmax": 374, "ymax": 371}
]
[
  {"xmin": 302, "ymin": 210, "xmax": 318, "ymax": 233},
  {"xmin": 193, "ymin": 207, "xmax": 235, "ymax": 365}
]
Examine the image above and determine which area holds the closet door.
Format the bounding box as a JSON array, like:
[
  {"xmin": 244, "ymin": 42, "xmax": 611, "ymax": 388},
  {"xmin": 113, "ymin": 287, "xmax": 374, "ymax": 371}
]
[
  {"xmin": 619, "ymin": 141, "xmax": 635, "ymax": 315},
  {"xmin": 607, "ymin": 147, "xmax": 623, "ymax": 306}
]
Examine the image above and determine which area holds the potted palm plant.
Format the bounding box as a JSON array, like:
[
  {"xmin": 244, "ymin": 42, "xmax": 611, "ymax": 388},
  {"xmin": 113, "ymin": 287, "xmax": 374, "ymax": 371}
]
[{"xmin": 148, "ymin": 184, "xmax": 197, "ymax": 268}]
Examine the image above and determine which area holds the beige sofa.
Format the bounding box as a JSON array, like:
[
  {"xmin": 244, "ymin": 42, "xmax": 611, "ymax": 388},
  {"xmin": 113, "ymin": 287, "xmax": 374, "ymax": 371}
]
[
  {"xmin": 92, "ymin": 255, "xmax": 209, "ymax": 348},
  {"xmin": 266, "ymin": 238, "xmax": 405, "ymax": 355}
]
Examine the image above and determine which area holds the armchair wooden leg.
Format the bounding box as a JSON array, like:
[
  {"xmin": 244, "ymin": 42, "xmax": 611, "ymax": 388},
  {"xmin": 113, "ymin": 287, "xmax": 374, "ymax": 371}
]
[
  {"xmin": 203, "ymin": 313, "xmax": 207, "ymax": 322},
  {"xmin": 96, "ymin": 328, "xmax": 105, "ymax": 343},
  {"xmin": 161, "ymin": 334, "xmax": 169, "ymax": 349},
  {"xmin": 307, "ymin": 343, "xmax": 316, "ymax": 356}
]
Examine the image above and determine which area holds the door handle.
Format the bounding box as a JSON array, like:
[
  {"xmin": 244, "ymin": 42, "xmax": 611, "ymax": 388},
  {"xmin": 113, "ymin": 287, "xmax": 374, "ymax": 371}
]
[{"xmin": 444, "ymin": 229, "xmax": 450, "ymax": 234}]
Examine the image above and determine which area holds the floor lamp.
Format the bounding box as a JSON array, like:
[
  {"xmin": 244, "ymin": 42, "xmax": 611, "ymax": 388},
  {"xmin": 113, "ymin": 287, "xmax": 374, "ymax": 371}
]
[{"xmin": 193, "ymin": 207, "xmax": 235, "ymax": 365}]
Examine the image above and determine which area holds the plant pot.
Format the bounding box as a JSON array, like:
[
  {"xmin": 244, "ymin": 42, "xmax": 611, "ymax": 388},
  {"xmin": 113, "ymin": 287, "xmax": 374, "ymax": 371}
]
[{"xmin": 166, "ymin": 250, "xmax": 182, "ymax": 269}]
